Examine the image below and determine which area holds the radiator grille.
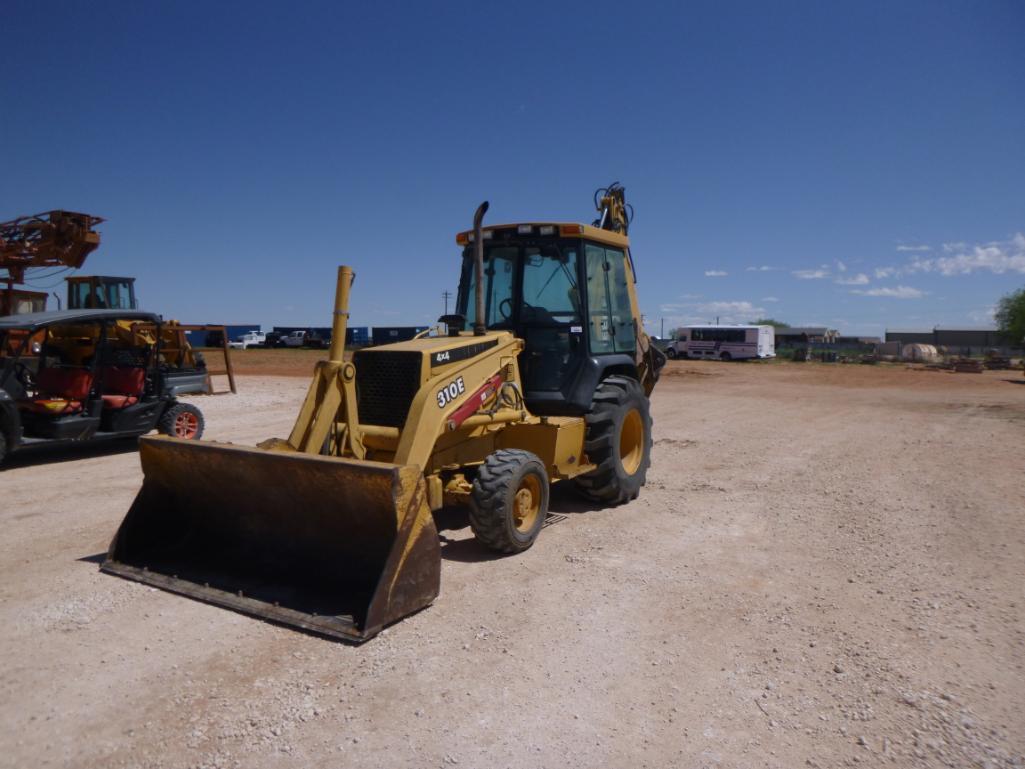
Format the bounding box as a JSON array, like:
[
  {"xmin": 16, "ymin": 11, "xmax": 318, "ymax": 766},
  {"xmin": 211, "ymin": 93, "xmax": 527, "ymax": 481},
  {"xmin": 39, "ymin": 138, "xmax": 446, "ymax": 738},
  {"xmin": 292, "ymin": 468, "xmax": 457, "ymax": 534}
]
[{"xmin": 354, "ymin": 350, "xmax": 422, "ymax": 428}]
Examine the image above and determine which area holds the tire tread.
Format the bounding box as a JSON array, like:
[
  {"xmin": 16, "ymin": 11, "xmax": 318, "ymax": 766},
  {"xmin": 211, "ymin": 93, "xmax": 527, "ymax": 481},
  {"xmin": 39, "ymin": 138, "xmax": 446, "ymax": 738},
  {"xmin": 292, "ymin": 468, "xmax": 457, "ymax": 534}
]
[
  {"xmin": 575, "ymin": 376, "xmax": 653, "ymax": 505},
  {"xmin": 469, "ymin": 449, "xmax": 547, "ymax": 554}
]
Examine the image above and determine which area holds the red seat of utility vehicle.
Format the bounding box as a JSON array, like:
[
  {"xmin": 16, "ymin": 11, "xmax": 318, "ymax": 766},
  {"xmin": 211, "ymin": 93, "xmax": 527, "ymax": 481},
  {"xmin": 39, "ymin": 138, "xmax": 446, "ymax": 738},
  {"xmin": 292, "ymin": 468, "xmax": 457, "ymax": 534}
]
[
  {"xmin": 100, "ymin": 366, "xmax": 146, "ymax": 409},
  {"xmin": 19, "ymin": 366, "xmax": 94, "ymax": 415}
]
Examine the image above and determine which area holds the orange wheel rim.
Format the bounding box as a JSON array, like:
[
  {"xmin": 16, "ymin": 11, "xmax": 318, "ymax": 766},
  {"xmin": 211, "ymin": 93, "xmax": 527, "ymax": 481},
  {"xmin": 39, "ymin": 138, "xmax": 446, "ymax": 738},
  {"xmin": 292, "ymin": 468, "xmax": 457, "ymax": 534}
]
[
  {"xmin": 174, "ymin": 411, "xmax": 199, "ymax": 439},
  {"xmin": 513, "ymin": 474, "xmax": 542, "ymax": 533},
  {"xmin": 619, "ymin": 408, "xmax": 644, "ymax": 475}
]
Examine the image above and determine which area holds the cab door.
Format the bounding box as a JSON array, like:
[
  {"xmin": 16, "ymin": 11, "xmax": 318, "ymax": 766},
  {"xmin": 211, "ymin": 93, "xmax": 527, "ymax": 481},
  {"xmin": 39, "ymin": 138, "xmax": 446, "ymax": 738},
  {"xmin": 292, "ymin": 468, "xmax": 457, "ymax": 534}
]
[
  {"xmin": 518, "ymin": 244, "xmax": 584, "ymax": 393},
  {"xmin": 584, "ymin": 243, "xmax": 636, "ymax": 357}
]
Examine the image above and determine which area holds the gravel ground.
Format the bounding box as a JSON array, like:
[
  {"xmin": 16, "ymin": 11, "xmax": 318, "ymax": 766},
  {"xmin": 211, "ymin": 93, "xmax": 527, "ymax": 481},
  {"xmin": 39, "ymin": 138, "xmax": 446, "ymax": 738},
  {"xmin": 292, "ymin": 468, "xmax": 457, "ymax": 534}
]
[{"xmin": 0, "ymin": 361, "xmax": 1023, "ymax": 769}]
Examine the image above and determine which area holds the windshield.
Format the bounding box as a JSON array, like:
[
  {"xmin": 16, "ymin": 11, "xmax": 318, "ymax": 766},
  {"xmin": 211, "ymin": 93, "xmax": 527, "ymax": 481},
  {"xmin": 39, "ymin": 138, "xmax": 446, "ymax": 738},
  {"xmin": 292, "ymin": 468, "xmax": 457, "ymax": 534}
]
[
  {"xmin": 458, "ymin": 242, "xmax": 580, "ymax": 329},
  {"xmin": 459, "ymin": 246, "xmax": 516, "ymax": 329}
]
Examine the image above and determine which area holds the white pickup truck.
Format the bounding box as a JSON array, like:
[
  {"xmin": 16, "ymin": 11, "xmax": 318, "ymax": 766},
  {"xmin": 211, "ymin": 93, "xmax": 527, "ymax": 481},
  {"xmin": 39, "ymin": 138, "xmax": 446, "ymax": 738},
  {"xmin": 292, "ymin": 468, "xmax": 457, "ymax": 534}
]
[
  {"xmin": 281, "ymin": 330, "xmax": 328, "ymax": 349},
  {"xmin": 228, "ymin": 331, "xmax": 266, "ymax": 350}
]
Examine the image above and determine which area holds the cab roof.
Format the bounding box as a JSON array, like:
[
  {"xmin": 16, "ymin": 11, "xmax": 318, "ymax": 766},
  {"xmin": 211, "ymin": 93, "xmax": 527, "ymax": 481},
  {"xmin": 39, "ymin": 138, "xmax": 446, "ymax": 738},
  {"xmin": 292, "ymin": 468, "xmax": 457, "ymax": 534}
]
[
  {"xmin": 0, "ymin": 309, "xmax": 161, "ymax": 330},
  {"xmin": 455, "ymin": 222, "xmax": 630, "ymax": 249}
]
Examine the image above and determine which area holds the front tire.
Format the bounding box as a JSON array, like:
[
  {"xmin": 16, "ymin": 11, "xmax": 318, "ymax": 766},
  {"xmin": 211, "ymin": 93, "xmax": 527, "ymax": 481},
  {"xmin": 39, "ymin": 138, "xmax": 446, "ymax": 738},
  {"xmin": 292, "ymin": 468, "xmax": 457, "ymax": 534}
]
[
  {"xmin": 666, "ymin": 347, "xmax": 677, "ymax": 360},
  {"xmin": 469, "ymin": 449, "xmax": 549, "ymax": 553},
  {"xmin": 575, "ymin": 376, "xmax": 652, "ymax": 505},
  {"xmin": 158, "ymin": 402, "xmax": 205, "ymax": 440}
]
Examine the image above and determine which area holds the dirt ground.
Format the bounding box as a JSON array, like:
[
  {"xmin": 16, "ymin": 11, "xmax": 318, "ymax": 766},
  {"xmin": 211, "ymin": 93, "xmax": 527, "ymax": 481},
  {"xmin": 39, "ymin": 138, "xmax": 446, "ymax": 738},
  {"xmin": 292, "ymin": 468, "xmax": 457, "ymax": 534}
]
[{"xmin": 1, "ymin": 359, "xmax": 1023, "ymax": 769}]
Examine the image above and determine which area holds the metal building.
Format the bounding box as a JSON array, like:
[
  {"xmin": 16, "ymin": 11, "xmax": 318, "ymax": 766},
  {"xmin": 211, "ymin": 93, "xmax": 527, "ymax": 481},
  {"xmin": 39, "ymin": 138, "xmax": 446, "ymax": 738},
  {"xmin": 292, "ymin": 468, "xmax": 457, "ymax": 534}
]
[
  {"xmin": 885, "ymin": 327, "xmax": 1020, "ymax": 355},
  {"xmin": 775, "ymin": 326, "xmax": 839, "ymax": 346}
]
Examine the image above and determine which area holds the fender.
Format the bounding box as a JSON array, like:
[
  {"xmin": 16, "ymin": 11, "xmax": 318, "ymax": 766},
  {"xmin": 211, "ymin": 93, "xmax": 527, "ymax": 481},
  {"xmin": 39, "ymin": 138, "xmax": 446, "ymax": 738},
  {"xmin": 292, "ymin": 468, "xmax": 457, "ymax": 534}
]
[{"xmin": 526, "ymin": 354, "xmax": 639, "ymax": 416}]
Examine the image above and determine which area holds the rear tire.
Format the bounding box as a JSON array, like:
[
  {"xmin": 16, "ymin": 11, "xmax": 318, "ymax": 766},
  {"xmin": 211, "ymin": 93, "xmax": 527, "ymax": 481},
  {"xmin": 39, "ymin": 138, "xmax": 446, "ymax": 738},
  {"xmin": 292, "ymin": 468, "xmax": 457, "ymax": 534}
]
[
  {"xmin": 720, "ymin": 351, "xmax": 732, "ymax": 361},
  {"xmin": 469, "ymin": 449, "xmax": 549, "ymax": 554},
  {"xmin": 575, "ymin": 376, "xmax": 652, "ymax": 505},
  {"xmin": 158, "ymin": 402, "xmax": 205, "ymax": 440}
]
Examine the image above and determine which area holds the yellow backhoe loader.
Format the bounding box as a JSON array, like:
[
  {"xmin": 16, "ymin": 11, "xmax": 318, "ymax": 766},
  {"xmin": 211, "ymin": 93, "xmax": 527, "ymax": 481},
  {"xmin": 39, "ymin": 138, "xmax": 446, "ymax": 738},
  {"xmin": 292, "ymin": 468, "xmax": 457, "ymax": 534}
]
[{"xmin": 102, "ymin": 183, "xmax": 666, "ymax": 642}]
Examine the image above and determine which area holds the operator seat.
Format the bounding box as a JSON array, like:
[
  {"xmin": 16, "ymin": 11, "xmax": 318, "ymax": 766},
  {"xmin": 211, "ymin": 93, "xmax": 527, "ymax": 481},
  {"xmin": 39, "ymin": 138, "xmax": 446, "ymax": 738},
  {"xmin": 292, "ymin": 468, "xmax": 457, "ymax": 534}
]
[
  {"xmin": 100, "ymin": 366, "xmax": 146, "ymax": 409},
  {"xmin": 18, "ymin": 367, "xmax": 94, "ymax": 415}
]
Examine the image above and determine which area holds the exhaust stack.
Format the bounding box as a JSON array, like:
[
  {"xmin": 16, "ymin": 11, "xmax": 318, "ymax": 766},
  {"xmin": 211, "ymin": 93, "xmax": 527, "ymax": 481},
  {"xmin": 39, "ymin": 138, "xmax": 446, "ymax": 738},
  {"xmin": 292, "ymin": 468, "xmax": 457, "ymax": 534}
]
[{"xmin": 472, "ymin": 201, "xmax": 489, "ymax": 336}]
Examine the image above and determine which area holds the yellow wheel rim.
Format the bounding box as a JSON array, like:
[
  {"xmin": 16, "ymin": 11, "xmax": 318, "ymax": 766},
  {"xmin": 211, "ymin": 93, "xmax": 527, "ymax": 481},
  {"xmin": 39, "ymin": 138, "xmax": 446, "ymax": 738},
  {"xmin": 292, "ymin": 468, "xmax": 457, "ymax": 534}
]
[
  {"xmin": 513, "ymin": 474, "xmax": 542, "ymax": 533},
  {"xmin": 619, "ymin": 408, "xmax": 644, "ymax": 475}
]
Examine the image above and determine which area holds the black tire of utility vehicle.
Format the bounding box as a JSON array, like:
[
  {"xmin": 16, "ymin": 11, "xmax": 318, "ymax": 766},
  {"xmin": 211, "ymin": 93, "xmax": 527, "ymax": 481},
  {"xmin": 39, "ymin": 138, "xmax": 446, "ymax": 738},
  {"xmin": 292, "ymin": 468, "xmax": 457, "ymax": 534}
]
[
  {"xmin": 574, "ymin": 375, "xmax": 652, "ymax": 505},
  {"xmin": 0, "ymin": 429, "xmax": 7, "ymax": 466},
  {"xmin": 469, "ymin": 449, "xmax": 549, "ymax": 554},
  {"xmin": 666, "ymin": 347, "xmax": 677, "ymax": 359},
  {"xmin": 158, "ymin": 402, "xmax": 205, "ymax": 440}
]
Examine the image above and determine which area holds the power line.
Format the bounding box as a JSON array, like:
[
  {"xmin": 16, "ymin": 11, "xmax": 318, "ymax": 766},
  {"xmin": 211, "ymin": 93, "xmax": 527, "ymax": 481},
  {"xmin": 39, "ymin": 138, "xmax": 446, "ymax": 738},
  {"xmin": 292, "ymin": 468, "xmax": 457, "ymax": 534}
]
[{"xmin": 23, "ymin": 266, "xmax": 73, "ymax": 285}]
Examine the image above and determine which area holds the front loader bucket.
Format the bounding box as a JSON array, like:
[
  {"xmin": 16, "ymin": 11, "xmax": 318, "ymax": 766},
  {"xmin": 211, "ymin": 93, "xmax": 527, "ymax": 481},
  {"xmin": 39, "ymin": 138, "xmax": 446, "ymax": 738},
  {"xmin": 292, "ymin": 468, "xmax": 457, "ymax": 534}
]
[{"xmin": 102, "ymin": 436, "xmax": 440, "ymax": 642}]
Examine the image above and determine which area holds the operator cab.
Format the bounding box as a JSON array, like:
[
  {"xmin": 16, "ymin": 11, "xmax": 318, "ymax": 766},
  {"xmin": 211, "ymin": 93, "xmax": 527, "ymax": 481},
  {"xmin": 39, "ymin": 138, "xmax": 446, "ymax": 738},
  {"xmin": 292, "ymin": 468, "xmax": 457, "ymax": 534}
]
[
  {"xmin": 454, "ymin": 223, "xmax": 638, "ymax": 416},
  {"xmin": 66, "ymin": 276, "xmax": 137, "ymax": 311}
]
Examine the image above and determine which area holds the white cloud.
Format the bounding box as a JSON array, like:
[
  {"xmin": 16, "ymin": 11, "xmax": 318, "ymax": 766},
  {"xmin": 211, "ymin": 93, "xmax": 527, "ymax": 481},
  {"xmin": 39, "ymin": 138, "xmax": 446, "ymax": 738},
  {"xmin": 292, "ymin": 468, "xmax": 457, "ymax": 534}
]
[
  {"xmin": 792, "ymin": 269, "xmax": 829, "ymax": 279},
  {"xmin": 660, "ymin": 298, "xmax": 766, "ymax": 326},
  {"xmin": 704, "ymin": 270, "xmax": 728, "ymax": 277},
  {"xmin": 695, "ymin": 300, "xmax": 764, "ymax": 316},
  {"xmin": 745, "ymin": 265, "xmax": 773, "ymax": 272},
  {"xmin": 835, "ymin": 273, "xmax": 870, "ymax": 285},
  {"xmin": 851, "ymin": 285, "xmax": 925, "ymax": 299},
  {"xmin": 762, "ymin": 296, "xmax": 779, "ymax": 302},
  {"xmin": 908, "ymin": 233, "xmax": 1025, "ymax": 275},
  {"xmin": 967, "ymin": 306, "xmax": 996, "ymax": 324},
  {"xmin": 896, "ymin": 244, "xmax": 931, "ymax": 252},
  {"xmin": 835, "ymin": 260, "xmax": 847, "ymax": 273},
  {"xmin": 874, "ymin": 266, "xmax": 898, "ymax": 279}
]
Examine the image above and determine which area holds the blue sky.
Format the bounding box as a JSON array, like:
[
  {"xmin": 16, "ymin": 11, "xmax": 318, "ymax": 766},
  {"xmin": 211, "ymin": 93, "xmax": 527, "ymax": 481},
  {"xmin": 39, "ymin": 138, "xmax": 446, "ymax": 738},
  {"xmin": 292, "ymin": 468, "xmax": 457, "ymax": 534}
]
[{"xmin": 2, "ymin": 0, "xmax": 1023, "ymax": 336}]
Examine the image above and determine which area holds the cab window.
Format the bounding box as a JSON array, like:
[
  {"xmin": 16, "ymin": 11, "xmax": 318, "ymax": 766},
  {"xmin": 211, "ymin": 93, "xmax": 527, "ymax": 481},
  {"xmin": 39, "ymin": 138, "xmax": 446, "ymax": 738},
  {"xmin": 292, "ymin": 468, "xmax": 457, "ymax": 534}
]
[
  {"xmin": 585, "ymin": 244, "xmax": 635, "ymax": 355},
  {"xmin": 520, "ymin": 246, "xmax": 580, "ymax": 324}
]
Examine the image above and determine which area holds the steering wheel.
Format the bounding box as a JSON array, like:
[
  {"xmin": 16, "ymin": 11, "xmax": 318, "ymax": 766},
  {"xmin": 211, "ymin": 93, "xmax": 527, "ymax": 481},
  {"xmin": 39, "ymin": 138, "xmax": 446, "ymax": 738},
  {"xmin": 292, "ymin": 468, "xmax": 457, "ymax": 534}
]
[
  {"xmin": 498, "ymin": 298, "xmax": 535, "ymax": 321},
  {"xmin": 14, "ymin": 362, "xmax": 37, "ymax": 391}
]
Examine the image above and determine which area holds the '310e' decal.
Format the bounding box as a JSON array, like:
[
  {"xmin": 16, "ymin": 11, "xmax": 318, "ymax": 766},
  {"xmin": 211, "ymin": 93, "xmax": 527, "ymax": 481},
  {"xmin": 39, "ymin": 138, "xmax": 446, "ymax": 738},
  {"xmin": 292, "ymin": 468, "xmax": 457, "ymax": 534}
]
[{"xmin": 436, "ymin": 377, "xmax": 466, "ymax": 408}]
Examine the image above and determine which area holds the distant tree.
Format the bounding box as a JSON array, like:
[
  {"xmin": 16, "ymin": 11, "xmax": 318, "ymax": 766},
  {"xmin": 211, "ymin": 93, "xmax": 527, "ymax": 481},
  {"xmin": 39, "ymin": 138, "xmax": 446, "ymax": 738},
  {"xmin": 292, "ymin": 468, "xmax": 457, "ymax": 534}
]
[
  {"xmin": 995, "ymin": 286, "xmax": 1025, "ymax": 342},
  {"xmin": 752, "ymin": 318, "xmax": 789, "ymax": 329}
]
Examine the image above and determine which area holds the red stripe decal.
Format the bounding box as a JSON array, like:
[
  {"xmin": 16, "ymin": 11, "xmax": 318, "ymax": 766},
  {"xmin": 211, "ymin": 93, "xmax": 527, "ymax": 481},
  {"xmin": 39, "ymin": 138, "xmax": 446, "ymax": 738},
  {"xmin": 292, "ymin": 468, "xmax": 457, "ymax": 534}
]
[{"xmin": 449, "ymin": 373, "xmax": 503, "ymax": 429}]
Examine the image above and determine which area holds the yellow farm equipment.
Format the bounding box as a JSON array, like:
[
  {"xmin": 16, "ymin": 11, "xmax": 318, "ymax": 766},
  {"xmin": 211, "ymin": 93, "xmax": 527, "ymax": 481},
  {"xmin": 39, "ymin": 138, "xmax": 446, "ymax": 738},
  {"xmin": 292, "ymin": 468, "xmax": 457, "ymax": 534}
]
[{"xmin": 102, "ymin": 184, "xmax": 666, "ymax": 641}]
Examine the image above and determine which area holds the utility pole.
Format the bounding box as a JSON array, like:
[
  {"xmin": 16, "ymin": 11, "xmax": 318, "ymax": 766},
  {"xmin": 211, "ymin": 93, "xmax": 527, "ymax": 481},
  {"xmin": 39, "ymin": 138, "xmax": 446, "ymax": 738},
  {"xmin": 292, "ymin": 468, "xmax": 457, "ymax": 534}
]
[
  {"xmin": 660, "ymin": 317, "xmax": 664, "ymax": 338},
  {"xmin": 442, "ymin": 290, "xmax": 452, "ymax": 315}
]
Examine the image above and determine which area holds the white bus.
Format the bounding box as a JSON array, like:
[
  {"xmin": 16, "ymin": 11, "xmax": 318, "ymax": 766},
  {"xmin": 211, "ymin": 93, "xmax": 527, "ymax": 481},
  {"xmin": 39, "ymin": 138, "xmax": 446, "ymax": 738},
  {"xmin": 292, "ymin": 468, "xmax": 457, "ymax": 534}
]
[{"xmin": 666, "ymin": 324, "xmax": 775, "ymax": 361}]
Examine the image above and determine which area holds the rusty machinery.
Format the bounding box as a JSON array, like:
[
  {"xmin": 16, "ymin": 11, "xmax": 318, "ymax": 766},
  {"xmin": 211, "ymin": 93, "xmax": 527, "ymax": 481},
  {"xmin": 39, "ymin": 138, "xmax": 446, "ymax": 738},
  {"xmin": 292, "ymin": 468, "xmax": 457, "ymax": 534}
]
[{"xmin": 0, "ymin": 210, "xmax": 104, "ymax": 315}]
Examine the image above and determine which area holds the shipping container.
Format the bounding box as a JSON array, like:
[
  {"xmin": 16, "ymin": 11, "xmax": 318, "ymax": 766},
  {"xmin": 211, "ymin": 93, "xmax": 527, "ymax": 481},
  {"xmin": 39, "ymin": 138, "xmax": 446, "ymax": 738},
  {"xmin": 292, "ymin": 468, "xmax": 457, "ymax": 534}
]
[
  {"xmin": 346, "ymin": 326, "xmax": 370, "ymax": 347},
  {"xmin": 371, "ymin": 326, "xmax": 429, "ymax": 346},
  {"xmin": 185, "ymin": 325, "xmax": 260, "ymax": 347}
]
